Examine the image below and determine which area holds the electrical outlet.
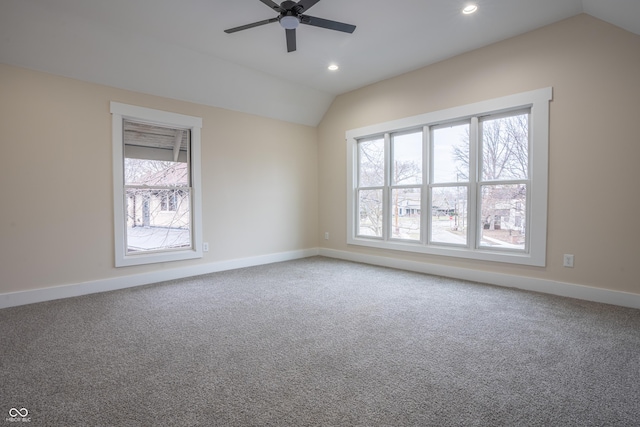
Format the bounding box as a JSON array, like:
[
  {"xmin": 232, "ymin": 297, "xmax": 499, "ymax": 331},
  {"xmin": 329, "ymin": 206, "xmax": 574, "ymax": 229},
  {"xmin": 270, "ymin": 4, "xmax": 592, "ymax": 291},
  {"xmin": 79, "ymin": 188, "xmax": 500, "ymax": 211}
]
[
  {"xmin": 203, "ymin": 242, "xmax": 209, "ymax": 252},
  {"xmin": 563, "ymin": 254, "xmax": 574, "ymax": 268},
  {"xmin": 324, "ymin": 232, "xmax": 329, "ymax": 240}
]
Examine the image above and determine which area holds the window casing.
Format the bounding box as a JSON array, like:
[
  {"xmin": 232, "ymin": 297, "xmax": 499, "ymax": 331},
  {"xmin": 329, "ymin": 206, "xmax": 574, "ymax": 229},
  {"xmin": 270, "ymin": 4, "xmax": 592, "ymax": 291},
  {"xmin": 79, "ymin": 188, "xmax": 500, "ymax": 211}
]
[
  {"xmin": 111, "ymin": 102, "xmax": 203, "ymax": 267},
  {"xmin": 347, "ymin": 88, "xmax": 552, "ymax": 266}
]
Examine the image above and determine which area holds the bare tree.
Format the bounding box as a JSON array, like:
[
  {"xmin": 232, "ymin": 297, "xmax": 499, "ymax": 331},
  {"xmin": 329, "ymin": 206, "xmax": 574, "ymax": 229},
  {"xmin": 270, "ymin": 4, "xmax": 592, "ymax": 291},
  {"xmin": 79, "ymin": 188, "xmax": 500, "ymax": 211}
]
[
  {"xmin": 452, "ymin": 113, "xmax": 528, "ymax": 182},
  {"xmin": 449, "ymin": 114, "xmax": 529, "ymax": 233},
  {"xmin": 478, "ymin": 114, "xmax": 529, "ymax": 236},
  {"xmin": 124, "ymin": 159, "xmax": 191, "ymax": 251},
  {"xmin": 359, "ymin": 190, "xmax": 383, "ymax": 236},
  {"xmin": 482, "ymin": 114, "xmax": 528, "ymax": 181},
  {"xmin": 358, "ymin": 140, "xmax": 385, "ymax": 236},
  {"xmin": 357, "ymin": 138, "xmax": 423, "ymax": 238},
  {"xmin": 392, "ymin": 160, "xmax": 421, "ymax": 237}
]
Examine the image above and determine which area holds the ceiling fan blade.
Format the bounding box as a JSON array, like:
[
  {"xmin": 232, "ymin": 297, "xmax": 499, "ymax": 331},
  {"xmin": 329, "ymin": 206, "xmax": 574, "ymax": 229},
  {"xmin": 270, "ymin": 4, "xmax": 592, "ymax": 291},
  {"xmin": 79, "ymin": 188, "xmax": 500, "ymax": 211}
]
[
  {"xmin": 299, "ymin": 15, "xmax": 356, "ymax": 33},
  {"xmin": 224, "ymin": 17, "xmax": 278, "ymax": 34},
  {"xmin": 286, "ymin": 28, "xmax": 297, "ymax": 52},
  {"xmin": 295, "ymin": 0, "xmax": 321, "ymax": 13},
  {"xmin": 259, "ymin": 0, "xmax": 284, "ymax": 13}
]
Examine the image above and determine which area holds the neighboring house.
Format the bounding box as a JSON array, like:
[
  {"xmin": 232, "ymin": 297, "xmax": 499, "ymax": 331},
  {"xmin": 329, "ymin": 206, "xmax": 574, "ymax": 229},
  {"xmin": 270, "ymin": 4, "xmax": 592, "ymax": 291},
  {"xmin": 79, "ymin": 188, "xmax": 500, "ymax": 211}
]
[
  {"xmin": 397, "ymin": 193, "xmax": 421, "ymax": 217},
  {"xmin": 126, "ymin": 162, "xmax": 190, "ymax": 230},
  {"xmin": 483, "ymin": 200, "xmax": 525, "ymax": 232}
]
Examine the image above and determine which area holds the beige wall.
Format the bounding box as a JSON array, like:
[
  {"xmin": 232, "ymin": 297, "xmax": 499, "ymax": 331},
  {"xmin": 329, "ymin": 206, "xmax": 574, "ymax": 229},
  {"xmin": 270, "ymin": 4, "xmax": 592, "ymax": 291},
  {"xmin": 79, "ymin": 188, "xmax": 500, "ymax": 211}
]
[
  {"xmin": 2, "ymin": 13, "xmax": 639, "ymax": 299},
  {"xmin": 318, "ymin": 14, "xmax": 640, "ymax": 295},
  {"xmin": 0, "ymin": 64, "xmax": 318, "ymax": 293}
]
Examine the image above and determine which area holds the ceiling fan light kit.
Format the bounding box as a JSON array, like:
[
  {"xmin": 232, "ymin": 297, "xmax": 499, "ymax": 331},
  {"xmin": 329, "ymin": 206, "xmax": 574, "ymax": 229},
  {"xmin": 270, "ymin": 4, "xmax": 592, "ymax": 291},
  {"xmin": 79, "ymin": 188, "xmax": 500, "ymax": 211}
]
[
  {"xmin": 279, "ymin": 15, "xmax": 299, "ymax": 30},
  {"xmin": 224, "ymin": 0, "xmax": 356, "ymax": 52}
]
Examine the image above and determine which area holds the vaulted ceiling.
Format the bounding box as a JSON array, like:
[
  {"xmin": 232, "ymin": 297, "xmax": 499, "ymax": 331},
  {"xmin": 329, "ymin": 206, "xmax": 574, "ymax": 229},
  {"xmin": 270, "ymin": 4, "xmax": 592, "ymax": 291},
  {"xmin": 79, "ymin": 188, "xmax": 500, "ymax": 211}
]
[{"xmin": 1, "ymin": 0, "xmax": 638, "ymax": 126}]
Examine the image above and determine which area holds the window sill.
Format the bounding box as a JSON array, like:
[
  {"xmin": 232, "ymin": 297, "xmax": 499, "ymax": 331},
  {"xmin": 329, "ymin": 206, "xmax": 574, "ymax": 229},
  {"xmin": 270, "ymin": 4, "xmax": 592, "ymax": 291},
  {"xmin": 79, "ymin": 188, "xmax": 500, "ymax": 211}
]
[{"xmin": 348, "ymin": 236, "xmax": 545, "ymax": 267}]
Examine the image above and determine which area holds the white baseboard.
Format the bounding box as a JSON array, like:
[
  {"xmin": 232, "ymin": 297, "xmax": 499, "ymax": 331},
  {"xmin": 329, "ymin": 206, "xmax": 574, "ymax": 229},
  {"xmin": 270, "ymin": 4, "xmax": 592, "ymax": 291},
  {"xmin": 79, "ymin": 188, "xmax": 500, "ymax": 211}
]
[
  {"xmin": 0, "ymin": 248, "xmax": 319, "ymax": 309},
  {"xmin": 3, "ymin": 247, "xmax": 638, "ymax": 311},
  {"xmin": 319, "ymin": 248, "xmax": 640, "ymax": 310}
]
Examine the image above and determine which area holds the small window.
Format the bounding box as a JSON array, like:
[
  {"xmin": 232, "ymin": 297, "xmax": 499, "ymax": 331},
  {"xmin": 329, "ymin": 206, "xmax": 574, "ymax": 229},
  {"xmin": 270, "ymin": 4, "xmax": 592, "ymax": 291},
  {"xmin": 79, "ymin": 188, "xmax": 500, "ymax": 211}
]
[{"xmin": 111, "ymin": 103, "xmax": 203, "ymax": 267}]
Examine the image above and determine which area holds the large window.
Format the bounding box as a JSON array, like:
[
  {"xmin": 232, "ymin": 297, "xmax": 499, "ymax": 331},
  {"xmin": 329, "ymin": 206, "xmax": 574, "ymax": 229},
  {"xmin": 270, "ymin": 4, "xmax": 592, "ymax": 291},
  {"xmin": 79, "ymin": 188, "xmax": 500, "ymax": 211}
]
[
  {"xmin": 347, "ymin": 88, "xmax": 552, "ymax": 266},
  {"xmin": 111, "ymin": 102, "xmax": 203, "ymax": 267}
]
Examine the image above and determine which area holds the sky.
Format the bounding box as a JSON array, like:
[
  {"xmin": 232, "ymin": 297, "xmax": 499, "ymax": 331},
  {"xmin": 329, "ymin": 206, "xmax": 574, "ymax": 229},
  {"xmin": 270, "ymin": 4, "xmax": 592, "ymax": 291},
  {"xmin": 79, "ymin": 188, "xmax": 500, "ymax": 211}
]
[{"xmin": 392, "ymin": 124, "xmax": 468, "ymax": 184}]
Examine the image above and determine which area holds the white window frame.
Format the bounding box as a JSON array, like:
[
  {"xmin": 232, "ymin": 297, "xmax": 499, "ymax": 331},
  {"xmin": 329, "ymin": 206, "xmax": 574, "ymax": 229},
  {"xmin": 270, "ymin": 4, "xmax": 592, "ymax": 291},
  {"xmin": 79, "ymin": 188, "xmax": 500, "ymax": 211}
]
[
  {"xmin": 111, "ymin": 102, "xmax": 203, "ymax": 267},
  {"xmin": 346, "ymin": 87, "xmax": 552, "ymax": 266}
]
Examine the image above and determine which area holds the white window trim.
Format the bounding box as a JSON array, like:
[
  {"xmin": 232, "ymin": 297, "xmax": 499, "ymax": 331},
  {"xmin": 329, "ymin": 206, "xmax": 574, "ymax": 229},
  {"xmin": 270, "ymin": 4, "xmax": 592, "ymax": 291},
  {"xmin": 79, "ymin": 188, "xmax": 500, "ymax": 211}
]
[
  {"xmin": 346, "ymin": 87, "xmax": 552, "ymax": 267},
  {"xmin": 111, "ymin": 102, "xmax": 203, "ymax": 267}
]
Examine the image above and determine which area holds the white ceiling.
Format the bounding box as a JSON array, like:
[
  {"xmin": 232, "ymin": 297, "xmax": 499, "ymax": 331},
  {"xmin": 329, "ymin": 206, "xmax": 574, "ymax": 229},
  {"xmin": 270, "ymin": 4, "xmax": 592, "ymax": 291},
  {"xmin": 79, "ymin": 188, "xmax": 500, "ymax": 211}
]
[{"xmin": 1, "ymin": 0, "xmax": 639, "ymax": 126}]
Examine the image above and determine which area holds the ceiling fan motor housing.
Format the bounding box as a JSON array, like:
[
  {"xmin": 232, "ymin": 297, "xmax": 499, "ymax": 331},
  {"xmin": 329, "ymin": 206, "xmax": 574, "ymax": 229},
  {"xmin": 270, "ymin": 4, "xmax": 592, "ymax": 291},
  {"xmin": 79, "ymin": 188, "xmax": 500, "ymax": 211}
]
[{"xmin": 280, "ymin": 1, "xmax": 300, "ymax": 13}]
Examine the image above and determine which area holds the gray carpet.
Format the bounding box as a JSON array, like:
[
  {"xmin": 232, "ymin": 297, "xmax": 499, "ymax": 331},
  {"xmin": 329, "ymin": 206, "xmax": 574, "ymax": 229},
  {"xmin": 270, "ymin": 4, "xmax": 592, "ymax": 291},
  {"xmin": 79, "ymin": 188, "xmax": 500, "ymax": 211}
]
[{"xmin": 1, "ymin": 256, "xmax": 639, "ymax": 426}]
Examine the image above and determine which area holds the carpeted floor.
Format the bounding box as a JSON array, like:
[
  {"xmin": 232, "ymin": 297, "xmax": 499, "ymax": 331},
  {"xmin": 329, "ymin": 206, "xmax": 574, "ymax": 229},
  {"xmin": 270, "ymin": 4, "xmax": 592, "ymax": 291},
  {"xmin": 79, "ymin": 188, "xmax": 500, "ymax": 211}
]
[{"xmin": 1, "ymin": 256, "xmax": 639, "ymax": 426}]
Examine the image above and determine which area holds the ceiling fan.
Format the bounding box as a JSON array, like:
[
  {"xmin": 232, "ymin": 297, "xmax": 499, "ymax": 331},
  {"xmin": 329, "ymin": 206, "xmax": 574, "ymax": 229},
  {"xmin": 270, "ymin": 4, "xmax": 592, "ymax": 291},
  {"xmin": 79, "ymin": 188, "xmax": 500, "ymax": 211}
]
[{"xmin": 224, "ymin": 0, "xmax": 356, "ymax": 53}]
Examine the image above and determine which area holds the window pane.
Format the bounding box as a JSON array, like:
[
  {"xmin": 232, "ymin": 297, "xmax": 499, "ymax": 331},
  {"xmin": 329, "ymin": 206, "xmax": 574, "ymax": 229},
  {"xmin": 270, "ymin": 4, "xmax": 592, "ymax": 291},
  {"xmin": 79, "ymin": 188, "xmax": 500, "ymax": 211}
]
[
  {"xmin": 481, "ymin": 113, "xmax": 529, "ymax": 181},
  {"xmin": 124, "ymin": 159, "xmax": 189, "ymax": 186},
  {"xmin": 125, "ymin": 188, "xmax": 192, "ymax": 253},
  {"xmin": 432, "ymin": 123, "xmax": 469, "ymax": 183},
  {"xmin": 358, "ymin": 138, "xmax": 385, "ymax": 187},
  {"xmin": 392, "ymin": 131, "xmax": 422, "ymax": 185},
  {"xmin": 430, "ymin": 186, "xmax": 468, "ymax": 245},
  {"xmin": 391, "ymin": 188, "xmax": 421, "ymax": 240},
  {"xmin": 358, "ymin": 189, "xmax": 383, "ymax": 237},
  {"xmin": 479, "ymin": 184, "xmax": 526, "ymax": 250}
]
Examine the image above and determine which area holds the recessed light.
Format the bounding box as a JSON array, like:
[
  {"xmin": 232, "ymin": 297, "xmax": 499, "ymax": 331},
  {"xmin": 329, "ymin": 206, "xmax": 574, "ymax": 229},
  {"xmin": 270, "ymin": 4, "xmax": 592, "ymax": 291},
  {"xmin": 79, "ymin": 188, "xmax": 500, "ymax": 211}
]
[
  {"xmin": 462, "ymin": 4, "xmax": 478, "ymax": 14},
  {"xmin": 328, "ymin": 64, "xmax": 339, "ymax": 71}
]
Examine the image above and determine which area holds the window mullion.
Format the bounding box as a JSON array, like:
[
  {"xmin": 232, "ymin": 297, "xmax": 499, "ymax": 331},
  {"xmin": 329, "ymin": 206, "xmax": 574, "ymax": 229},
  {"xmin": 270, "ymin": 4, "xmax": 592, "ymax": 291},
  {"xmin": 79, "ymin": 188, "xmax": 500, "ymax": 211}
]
[
  {"xmin": 423, "ymin": 125, "xmax": 431, "ymax": 245},
  {"xmin": 383, "ymin": 133, "xmax": 391, "ymax": 241},
  {"xmin": 468, "ymin": 116, "xmax": 479, "ymax": 249},
  {"xmin": 124, "ymin": 185, "xmax": 190, "ymax": 191},
  {"xmin": 479, "ymin": 179, "xmax": 528, "ymax": 186}
]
